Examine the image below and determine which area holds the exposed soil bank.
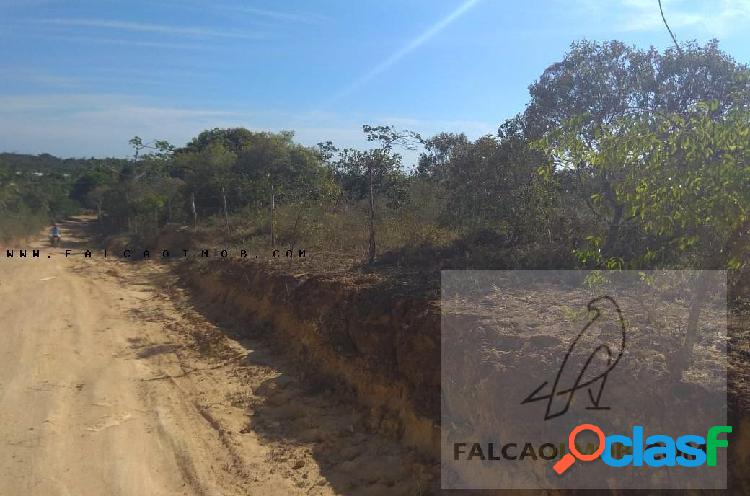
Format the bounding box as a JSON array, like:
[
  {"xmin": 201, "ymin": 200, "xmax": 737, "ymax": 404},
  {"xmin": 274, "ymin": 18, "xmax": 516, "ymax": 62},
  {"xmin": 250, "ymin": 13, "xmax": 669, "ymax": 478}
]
[
  {"xmin": 174, "ymin": 256, "xmax": 750, "ymax": 494},
  {"xmin": 176, "ymin": 258, "xmax": 442, "ymax": 458}
]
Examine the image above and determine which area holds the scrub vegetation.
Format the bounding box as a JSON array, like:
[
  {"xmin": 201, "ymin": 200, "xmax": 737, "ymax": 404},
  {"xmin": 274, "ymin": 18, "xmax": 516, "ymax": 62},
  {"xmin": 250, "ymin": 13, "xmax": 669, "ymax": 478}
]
[{"xmin": 2, "ymin": 41, "xmax": 748, "ymax": 283}]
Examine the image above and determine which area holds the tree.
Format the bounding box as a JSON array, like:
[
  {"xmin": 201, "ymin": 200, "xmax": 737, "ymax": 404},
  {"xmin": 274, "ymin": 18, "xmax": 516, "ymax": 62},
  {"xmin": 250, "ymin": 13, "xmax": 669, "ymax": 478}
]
[
  {"xmin": 415, "ymin": 132, "xmax": 468, "ymax": 180},
  {"xmin": 417, "ymin": 119, "xmax": 554, "ymax": 245},
  {"xmin": 361, "ymin": 125, "xmax": 422, "ymax": 263},
  {"xmin": 87, "ymin": 185, "xmax": 108, "ymax": 220},
  {"xmin": 182, "ymin": 127, "xmax": 257, "ymax": 155},
  {"xmin": 0, "ymin": 160, "xmax": 81, "ymax": 241},
  {"xmin": 174, "ymin": 128, "xmax": 332, "ymax": 242},
  {"xmin": 70, "ymin": 165, "xmax": 118, "ymax": 206},
  {"xmin": 525, "ymin": 40, "xmax": 749, "ymax": 139},
  {"xmin": 621, "ymin": 103, "xmax": 749, "ymax": 270},
  {"xmin": 102, "ymin": 137, "xmax": 176, "ymax": 232},
  {"xmin": 541, "ymin": 115, "xmax": 638, "ymax": 264},
  {"xmin": 529, "ymin": 40, "xmax": 750, "ymax": 261},
  {"xmin": 129, "ymin": 136, "xmax": 174, "ymax": 165},
  {"xmin": 172, "ymin": 142, "xmax": 233, "ymax": 228},
  {"xmin": 574, "ymin": 103, "xmax": 750, "ymax": 374},
  {"xmin": 129, "ymin": 136, "xmax": 144, "ymax": 162}
]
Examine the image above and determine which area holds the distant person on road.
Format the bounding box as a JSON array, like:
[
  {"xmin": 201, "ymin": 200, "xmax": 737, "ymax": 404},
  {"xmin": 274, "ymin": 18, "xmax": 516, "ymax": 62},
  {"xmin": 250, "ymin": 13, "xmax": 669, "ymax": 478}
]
[{"xmin": 49, "ymin": 223, "xmax": 62, "ymax": 247}]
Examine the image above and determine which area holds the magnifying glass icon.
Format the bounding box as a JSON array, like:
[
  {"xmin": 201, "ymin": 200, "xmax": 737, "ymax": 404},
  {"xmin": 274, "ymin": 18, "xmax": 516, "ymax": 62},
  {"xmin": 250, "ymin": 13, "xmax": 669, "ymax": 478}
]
[{"xmin": 553, "ymin": 423, "xmax": 605, "ymax": 475}]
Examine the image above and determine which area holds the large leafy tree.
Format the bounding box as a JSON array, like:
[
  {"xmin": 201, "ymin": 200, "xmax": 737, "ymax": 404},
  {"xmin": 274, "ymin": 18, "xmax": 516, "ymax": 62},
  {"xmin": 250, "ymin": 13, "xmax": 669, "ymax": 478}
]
[
  {"xmin": 621, "ymin": 103, "xmax": 749, "ymax": 373},
  {"xmin": 530, "ymin": 40, "xmax": 750, "ymax": 260},
  {"xmin": 551, "ymin": 103, "xmax": 749, "ymax": 374},
  {"xmin": 621, "ymin": 103, "xmax": 750, "ymax": 271},
  {"xmin": 525, "ymin": 40, "xmax": 749, "ymax": 139}
]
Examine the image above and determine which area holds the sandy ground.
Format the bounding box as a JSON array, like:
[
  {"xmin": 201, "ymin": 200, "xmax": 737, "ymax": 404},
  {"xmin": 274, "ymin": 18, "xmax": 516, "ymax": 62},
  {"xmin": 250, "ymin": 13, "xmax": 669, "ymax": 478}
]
[{"xmin": 0, "ymin": 219, "xmax": 434, "ymax": 496}]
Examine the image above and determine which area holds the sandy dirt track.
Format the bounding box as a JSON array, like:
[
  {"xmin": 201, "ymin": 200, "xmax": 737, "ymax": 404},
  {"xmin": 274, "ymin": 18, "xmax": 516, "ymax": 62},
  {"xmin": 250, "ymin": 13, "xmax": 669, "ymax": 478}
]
[{"xmin": 0, "ymin": 219, "xmax": 433, "ymax": 496}]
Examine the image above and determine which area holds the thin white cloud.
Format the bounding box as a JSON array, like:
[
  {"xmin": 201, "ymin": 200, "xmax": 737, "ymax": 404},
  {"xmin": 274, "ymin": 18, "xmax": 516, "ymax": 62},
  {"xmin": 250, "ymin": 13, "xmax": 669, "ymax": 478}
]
[
  {"xmin": 4, "ymin": 71, "xmax": 81, "ymax": 88},
  {"xmin": 0, "ymin": 93, "xmax": 248, "ymax": 157},
  {"xmin": 322, "ymin": 0, "xmax": 483, "ymax": 107},
  {"xmin": 583, "ymin": 0, "xmax": 750, "ymax": 38},
  {"xmin": 40, "ymin": 34, "xmax": 211, "ymax": 50},
  {"xmin": 0, "ymin": 94, "xmax": 123, "ymax": 112},
  {"xmin": 0, "ymin": 94, "xmax": 240, "ymax": 118},
  {"xmin": 162, "ymin": 1, "xmax": 326, "ymax": 25},
  {"xmin": 227, "ymin": 5, "xmax": 328, "ymax": 24},
  {"xmin": 34, "ymin": 18, "xmax": 266, "ymax": 40},
  {"xmin": 4, "ymin": 64, "xmax": 218, "ymax": 91}
]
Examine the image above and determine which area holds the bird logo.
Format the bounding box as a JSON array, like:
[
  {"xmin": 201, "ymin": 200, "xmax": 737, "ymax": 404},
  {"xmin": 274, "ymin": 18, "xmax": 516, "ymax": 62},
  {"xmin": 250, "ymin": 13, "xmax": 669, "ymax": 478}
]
[{"xmin": 522, "ymin": 296, "xmax": 627, "ymax": 421}]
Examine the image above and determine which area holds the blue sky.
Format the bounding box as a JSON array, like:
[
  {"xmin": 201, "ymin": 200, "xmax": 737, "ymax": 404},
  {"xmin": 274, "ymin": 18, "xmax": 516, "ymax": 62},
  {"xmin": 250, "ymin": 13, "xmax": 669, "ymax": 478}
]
[{"xmin": 1, "ymin": 0, "xmax": 749, "ymax": 163}]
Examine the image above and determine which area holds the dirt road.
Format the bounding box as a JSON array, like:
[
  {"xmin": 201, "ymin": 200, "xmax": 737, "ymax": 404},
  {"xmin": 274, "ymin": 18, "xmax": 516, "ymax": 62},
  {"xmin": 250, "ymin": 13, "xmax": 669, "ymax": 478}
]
[{"xmin": 0, "ymin": 219, "xmax": 433, "ymax": 495}]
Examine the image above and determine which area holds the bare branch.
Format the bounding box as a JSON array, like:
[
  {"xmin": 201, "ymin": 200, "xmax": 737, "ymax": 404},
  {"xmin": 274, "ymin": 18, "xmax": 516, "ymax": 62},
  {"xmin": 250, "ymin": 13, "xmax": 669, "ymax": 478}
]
[{"xmin": 658, "ymin": 0, "xmax": 683, "ymax": 55}]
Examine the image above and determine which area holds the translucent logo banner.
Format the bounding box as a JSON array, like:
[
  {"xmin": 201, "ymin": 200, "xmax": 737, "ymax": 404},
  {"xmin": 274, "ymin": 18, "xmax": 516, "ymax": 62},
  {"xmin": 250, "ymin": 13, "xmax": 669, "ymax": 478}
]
[{"xmin": 441, "ymin": 270, "xmax": 728, "ymax": 490}]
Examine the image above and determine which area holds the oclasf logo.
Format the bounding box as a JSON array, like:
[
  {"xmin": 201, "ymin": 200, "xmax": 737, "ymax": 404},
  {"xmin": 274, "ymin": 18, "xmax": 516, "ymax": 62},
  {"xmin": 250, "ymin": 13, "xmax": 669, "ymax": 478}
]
[{"xmin": 553, "ymin": 424, "xmax": 732, "ymax": 475}]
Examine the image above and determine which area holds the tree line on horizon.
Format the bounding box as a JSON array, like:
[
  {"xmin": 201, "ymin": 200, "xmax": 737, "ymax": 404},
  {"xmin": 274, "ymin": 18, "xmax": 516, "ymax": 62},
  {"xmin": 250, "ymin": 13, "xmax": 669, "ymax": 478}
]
[{"xmin": 1, "ymin": 39, "xmax": 748, "ymax": 282}]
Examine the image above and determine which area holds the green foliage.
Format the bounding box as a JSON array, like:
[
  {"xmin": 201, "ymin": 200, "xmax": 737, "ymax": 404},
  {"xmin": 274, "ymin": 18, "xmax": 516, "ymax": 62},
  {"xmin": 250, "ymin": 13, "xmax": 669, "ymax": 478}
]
[
  {"xmin": 328, "ymin": 148, "xmax": 406, "ymax": 206},
  {"xmin": 619, "ymin": 104, "xmax": 750, "ymax": 269},
  {"xmin": 418, "ymin": 121, "xmax": 555, "ymax": 244},
  {"xmin": 531, "ymin": 39, "xmax": 750, "ymax": 265},
  {"xmin": 176, "ymin": 128, "xmax": 332, "ymax": 208},
  {"xmin": 3, "ymin": 39, "xmax": 747, "ymax": 281},
  {"xmin": 0, "ymin": 159, "xmax": 81, "ymax": 241},
  {"xmin": 78, "ymin": 129, "xmax": 336, "ymax": 238},
  {"xmin": 524, "ymin": 39, "xmax": 749, "ymax": 141}
]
